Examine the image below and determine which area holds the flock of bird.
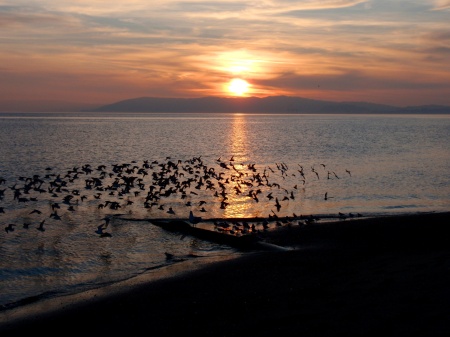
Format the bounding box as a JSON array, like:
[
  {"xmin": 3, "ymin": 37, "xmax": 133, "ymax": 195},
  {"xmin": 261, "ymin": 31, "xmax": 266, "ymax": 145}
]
[{"xmin": 1, "ymin": 156, "xmax": 353, "ymax": 238}]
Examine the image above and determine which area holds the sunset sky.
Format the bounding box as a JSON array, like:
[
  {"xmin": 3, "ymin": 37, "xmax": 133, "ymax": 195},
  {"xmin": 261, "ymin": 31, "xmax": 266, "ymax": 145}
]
[{"xmin": 1, "ymin": 0, "xmax": 450, "ymax": 109}]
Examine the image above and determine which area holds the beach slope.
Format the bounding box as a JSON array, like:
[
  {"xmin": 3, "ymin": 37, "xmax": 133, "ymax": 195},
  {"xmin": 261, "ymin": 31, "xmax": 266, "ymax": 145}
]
[{"xmin": 1, "ymin": 212, "xmax": 450, "ymax": 336}]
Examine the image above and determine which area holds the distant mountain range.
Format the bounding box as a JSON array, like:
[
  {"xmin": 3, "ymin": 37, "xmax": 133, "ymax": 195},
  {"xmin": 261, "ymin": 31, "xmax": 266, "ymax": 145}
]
[{"xmin": 91, "ymin": 96, "xmax": 450, "ymax": 114}]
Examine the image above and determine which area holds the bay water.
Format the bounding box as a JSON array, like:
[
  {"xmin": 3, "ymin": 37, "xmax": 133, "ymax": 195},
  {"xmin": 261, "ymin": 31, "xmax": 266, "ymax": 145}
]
[{"xmin": 1, "ymin": 112, "xmax": 449, "ymax": 310}]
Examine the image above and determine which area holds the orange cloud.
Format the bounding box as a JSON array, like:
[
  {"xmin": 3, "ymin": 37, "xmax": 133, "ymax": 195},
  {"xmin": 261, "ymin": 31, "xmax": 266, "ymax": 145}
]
[
  {"xmin": 431, "ymin": 0, "xmax": 450, "ymax": 10},
  {"xmin": 1, "ymin": 0, "xmax": 450, "ymax": 108}
]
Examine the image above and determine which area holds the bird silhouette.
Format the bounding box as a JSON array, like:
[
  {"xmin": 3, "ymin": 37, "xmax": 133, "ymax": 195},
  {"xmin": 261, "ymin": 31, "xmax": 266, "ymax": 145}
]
[
  {"xmin": 189, "ymin": 211, "xmax": 202, "ymax": 225},
  {"xmin": 95, "ymin": 224, "xmax": 105, "ymax": 234},
  {"xmin": 50, "ymin": 211, "xmax": 62, "ymax": 220},
  {"xmin": 95, "ymin": 224, "xmax": 112, "ymax": 237},
  {"xmin": 274, "ymin": 198, "xmax": 281, "ymax": 212},
  {"xmin": 36, "ymin": 219, "xmax": 46, "ymax": 232},
  {"xmin": 0, "ymin": 156, "xmax": 352, "ymax": 240},
  {"xmin": 5, "ymin": 224, "xmax": 15, "ymax": 233}
]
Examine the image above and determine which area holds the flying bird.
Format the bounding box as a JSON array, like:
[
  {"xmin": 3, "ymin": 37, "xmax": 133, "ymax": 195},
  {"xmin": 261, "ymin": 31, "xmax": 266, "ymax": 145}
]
[
  {"xmin": 95, "ymin": 224, "xmax": 112, "ymax": 237},
  {"xmin": 274, "ymin": 198, "xmax": 281, "ymax": 212},
  {"xmin": 5, "ymin": 224, "xmax": 15, "ymax": 233},
  {"xmin": 36, "ymin": 219, "xmax": 46, "ymax": 232}
]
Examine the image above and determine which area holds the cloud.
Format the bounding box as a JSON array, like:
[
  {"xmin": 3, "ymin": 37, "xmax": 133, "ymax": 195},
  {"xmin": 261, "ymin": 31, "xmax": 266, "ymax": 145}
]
[
  {"xmin": 261, "ymin": 0, "xmax": 368, "ymax": 11},
  {"xmin": 255, "ymin": 69, "xmax": 450, "ymax": 93},
  {"xmin": 1, "ymin": 0, "xmax": 450, "ymax": 105},
  {"xmin": 166, "ymin": 0, "xmax": 369, "ymax": 20},
  {"xmin": 423, "ymin": 29, "xmax": 450, "ymax": 41},
  {"xmin": 431, "ymin": 0, "xmax": 450, "ymax": 10},
  {"xmin": 0, "ymin": 10, "xmax": 79, "ymax": 29}
]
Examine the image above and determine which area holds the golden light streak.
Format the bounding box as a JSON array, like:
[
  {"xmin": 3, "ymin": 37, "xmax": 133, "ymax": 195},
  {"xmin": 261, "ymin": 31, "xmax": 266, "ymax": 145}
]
[{"xmin": 221, "ymin": 115, "xmax": 265, "ymax": 219}]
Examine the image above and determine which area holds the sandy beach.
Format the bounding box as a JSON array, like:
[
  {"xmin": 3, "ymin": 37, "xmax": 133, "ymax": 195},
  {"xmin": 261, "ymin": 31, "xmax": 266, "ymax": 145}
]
[{"xmin": 1, "ymin": 212, "xmax": 450, "ymax": 336}]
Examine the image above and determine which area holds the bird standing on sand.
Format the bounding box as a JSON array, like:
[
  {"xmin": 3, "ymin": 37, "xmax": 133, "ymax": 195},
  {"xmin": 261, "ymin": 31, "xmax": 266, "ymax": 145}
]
[
  {"xmin": 189, "ymin": 211, "xmax": 202, "ymax": 225},
  {"xmin": 165, "ymin": 252, "xmax": 174, "ymax": 260},
  {"xmin": 338, "ymin": 212, "xmax": 347, "ymax": 219}
]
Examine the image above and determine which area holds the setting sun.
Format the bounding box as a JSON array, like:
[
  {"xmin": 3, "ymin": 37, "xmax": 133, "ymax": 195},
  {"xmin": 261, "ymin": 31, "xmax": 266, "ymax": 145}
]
[{"xmin": 228, "ymin": 78, "xmax": 250, "ymax": 96}]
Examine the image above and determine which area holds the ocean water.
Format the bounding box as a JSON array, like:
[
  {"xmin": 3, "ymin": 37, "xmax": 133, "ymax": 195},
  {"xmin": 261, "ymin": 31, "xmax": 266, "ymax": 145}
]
[{"xmin": 0, "ymin": 112, "xmax": 449, "ymax": 310}]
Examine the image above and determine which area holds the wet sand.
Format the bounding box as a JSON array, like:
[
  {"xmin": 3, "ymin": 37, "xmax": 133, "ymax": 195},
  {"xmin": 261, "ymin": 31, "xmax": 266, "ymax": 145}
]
[{"xmin": 1, "ymin": 212, "xmax": 450, "ymax": 336}]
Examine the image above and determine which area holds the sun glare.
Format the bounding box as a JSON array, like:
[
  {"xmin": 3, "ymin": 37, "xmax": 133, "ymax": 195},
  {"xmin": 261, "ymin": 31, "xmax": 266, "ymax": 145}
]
[{"xmin": 228, "ymin": 78, "xmax": 250, "ymax": 96}]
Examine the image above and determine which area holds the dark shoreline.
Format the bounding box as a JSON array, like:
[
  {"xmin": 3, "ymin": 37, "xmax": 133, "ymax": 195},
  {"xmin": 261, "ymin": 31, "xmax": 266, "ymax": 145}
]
[{"xmin": 1, "ymin": 212, "xmax": 450, "ymax": 336}]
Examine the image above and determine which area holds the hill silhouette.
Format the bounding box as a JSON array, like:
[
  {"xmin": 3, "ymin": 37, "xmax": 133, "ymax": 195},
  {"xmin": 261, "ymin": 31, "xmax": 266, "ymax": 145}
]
[{"xmin": 92, "ymin": 96, "xmax": 450, "ymax": 114}]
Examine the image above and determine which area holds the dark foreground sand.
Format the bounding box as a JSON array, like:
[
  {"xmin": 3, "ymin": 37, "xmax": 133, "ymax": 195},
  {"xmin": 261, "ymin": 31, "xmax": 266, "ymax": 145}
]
[{"xmin": 1, "ymin": 212, "xmax": 450, "ymax": 336}]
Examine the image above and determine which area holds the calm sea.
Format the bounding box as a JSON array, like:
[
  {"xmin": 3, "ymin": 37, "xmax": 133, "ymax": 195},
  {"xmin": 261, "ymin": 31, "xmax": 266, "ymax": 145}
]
[{"xmin": 1, "ymin": 112, "xmax": 449, "ymax": 310}]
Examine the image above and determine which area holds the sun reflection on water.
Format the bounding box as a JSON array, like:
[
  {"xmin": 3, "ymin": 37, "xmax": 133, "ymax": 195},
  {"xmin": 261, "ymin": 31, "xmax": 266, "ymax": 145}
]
[
  {"xmin": 230, "ymin": 114, "xmax": 248, "ymax": 161},
  {"xmin": 221, "ymin": 114, "xmax": 267, "ymax": 218}
]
